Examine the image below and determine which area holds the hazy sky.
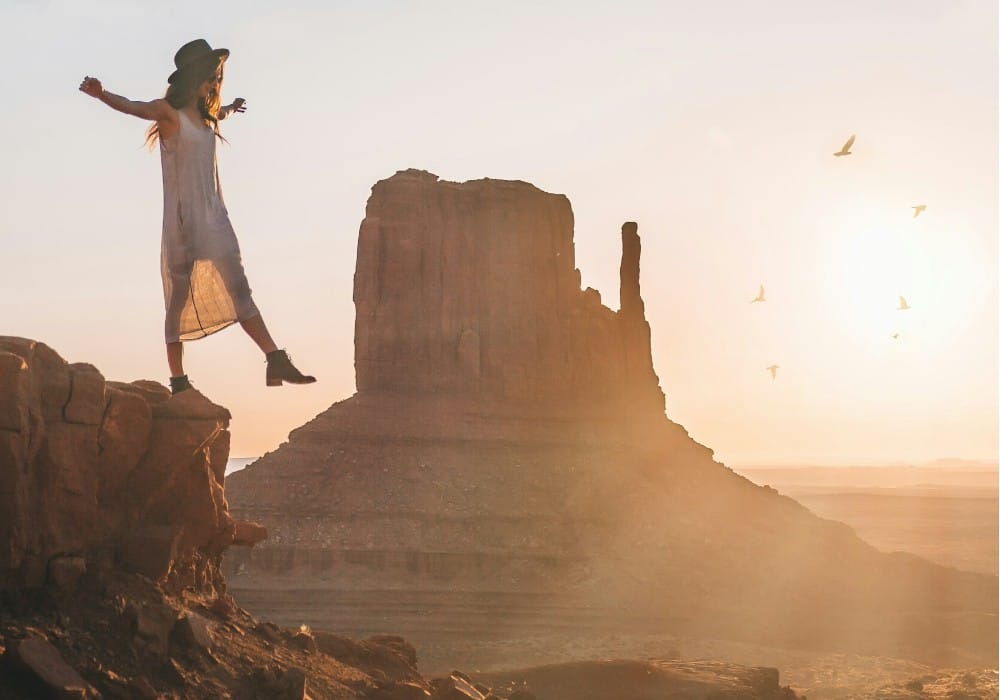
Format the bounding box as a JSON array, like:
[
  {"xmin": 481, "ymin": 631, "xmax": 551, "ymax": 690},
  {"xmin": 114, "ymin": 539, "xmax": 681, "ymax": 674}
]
[{"xmin": 1, "ymin": 1, "xmax": 996, "ymax": 465}]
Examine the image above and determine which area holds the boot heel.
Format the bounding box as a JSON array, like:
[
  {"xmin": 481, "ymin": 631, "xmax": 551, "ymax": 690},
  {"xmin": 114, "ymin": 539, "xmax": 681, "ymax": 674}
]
[{"xmin": 266, "ymin": 378, "xmax": 283, "ymax": 387}]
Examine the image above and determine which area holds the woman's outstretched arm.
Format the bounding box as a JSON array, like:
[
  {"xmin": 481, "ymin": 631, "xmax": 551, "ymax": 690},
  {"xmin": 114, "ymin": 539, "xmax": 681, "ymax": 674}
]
[{"xmin": 79, "ymin": 76, "xmax": 173, "ymax": 122}]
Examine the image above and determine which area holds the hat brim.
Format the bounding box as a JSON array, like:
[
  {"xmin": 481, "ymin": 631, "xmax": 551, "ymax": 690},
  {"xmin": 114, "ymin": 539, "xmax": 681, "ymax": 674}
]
[{"xmin": 167, "ymin": 48, "xmax": 230, "ymax": 84}]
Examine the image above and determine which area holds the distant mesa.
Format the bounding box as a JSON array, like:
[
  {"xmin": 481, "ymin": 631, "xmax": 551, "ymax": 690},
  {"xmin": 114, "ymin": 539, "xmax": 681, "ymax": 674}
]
[
  {"xmin": 224, "ymin": 169, "xmax": 997, "ymax": 671},
  {"xmin": 352, "ymin": 170, "xmax": 665, "ymax": 420}
]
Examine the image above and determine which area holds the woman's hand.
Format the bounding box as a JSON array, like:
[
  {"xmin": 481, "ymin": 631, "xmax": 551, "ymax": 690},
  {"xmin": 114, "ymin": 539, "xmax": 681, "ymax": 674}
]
[
  {"xmin": 219, "ymin": 98, "xmax": 247, "ymax": 120},
  {"xmin": 79, "ymin": 76, "xmax": 104, "ymax": 98},
  {"xmin": 228, "ymin": 98, "xmax": 247, "ymax": 115}
]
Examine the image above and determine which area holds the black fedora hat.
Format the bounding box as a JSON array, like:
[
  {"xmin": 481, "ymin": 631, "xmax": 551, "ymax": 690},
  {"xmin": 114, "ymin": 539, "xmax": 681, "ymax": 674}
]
[{"xmin": 168, "ymin": 39, "xmax": 229, "ymax": 84}]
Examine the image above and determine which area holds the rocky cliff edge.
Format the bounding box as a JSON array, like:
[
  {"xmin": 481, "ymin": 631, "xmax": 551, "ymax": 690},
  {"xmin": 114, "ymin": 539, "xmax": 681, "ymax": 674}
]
[{"xmin": 0, "ymin": 336, "xmax": 263, "ymax": 594}]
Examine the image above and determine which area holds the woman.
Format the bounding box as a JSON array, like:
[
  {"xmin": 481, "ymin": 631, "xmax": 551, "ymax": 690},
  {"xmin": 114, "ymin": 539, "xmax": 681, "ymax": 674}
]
[{"xmin": 79, "ymin": 39, "xmax": 315, "ymax": 394}]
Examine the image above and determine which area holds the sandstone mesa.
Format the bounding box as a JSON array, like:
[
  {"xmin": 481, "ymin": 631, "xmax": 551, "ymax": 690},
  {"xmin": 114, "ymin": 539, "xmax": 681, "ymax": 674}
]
[{"xmin": 226, "ymin": 170, "xmax": 997, "ymax": 674}]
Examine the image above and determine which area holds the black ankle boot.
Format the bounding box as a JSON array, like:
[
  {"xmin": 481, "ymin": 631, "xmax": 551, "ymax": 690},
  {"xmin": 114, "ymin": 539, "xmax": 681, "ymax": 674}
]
[
  {"xmin": 266, "ymin": 350, "xmax": 316, "ymax": 386},
  {"xmin": 170, "ymin": 374, "xmax": 193, "ymax": 395}
]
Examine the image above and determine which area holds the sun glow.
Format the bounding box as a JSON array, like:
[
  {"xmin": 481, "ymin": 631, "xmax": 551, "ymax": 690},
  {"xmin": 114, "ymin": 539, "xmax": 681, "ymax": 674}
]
[{"xmin": 817, "ymin": 204, "xmax": 989, "ymax": 358}]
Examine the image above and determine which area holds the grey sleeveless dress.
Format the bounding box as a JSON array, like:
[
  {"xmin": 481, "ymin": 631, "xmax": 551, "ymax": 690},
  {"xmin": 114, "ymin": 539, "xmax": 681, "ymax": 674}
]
[{"xmin": 159, "ymin": 109, "xmax": 259, "ymax": 343}]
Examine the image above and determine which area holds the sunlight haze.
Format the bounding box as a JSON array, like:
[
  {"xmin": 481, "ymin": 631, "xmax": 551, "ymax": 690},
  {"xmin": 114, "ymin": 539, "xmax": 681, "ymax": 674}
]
[{"xmin": 1, "ymin": 0, "xmax": 995, "ymax": 466}]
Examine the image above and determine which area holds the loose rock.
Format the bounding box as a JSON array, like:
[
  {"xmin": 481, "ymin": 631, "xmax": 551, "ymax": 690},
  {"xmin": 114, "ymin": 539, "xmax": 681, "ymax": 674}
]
[{"xmin": 5, "ymin": 634, "xmax": 96, "ymax": 699}]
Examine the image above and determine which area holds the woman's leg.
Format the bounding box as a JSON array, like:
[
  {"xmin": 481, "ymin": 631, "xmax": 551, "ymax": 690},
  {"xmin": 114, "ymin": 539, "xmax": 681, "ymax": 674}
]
[
  {"xmin": 213, "ymin": 256, "xmax": 313, "ymax": 384},
  {"xmin": 211, "ymin": 256, "xmax": 277, "ymax": 354},
  {"xmin": 164, "ymin": 262, "xmax": 190, "ymax": 381},
  {"xmin": 167, "ymin": 341, "xmax": 184, "ymax": 377},
  {"xmin": 240, "ymin": 313, "xmax": 278, "ymax": 355},
  {"xmin": 167, "ymin": 342, "xmax": 193, "ymax": 394}
]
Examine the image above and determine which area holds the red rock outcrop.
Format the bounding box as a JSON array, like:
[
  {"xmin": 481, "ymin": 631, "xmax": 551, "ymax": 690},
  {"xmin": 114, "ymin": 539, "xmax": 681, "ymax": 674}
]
[{"xmin": 0, "ymin": 336, "xmax": 264, "ymax": 594}]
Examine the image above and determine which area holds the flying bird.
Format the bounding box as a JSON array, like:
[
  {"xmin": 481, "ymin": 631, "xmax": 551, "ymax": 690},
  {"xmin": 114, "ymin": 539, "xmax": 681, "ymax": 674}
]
[
  {"xmin": 912, "ymin": 205, "xmax": 926, "ymax": 218},
  {"xmin": 833, "ymin": 134, "xmax": 855, "ymax": 157},
  {"xmin": 766, "ymin": 365, "xmax": 780, "ymax": 380},
  {"xmin": 897, "ymin": 296, "xmax": 911, "ymax": 311},
  {"xmin": 751, "ymin": 285, "xmax": 766, "ymax": 303},
  {"xmin": 890, "ymin": 332, "xmax": 900, "ymax": 340}
]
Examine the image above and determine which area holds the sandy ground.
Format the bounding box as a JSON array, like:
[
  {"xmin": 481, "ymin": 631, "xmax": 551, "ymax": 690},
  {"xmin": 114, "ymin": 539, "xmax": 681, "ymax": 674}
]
[
  {"xmin": 415, "ymin": 631, "xmax": 998, "ymax": 699},
  {"xmin": 229, "ymin": 585, "xmax": 998, "ymax": 700},
  {"xmin": 229, "ymin": 461, "xmax": 999, "ymax": 698}
]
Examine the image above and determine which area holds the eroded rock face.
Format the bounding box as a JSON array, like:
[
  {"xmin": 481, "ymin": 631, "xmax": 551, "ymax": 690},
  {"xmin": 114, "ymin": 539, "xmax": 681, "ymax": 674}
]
[
  {"xmin": 0, "ymin": 337, "xmax": 263, "ymax": 594},
  {"xmin": 354, "ymin": 170, "xmax": 664, "ymax": 417}
]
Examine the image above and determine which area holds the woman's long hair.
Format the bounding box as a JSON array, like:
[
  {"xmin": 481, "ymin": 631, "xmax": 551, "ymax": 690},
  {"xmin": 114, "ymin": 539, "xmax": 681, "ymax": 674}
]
[{"xmin": 145, "ymin": 58, "xmax": 225, "ymax": 149}]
